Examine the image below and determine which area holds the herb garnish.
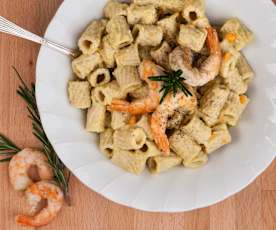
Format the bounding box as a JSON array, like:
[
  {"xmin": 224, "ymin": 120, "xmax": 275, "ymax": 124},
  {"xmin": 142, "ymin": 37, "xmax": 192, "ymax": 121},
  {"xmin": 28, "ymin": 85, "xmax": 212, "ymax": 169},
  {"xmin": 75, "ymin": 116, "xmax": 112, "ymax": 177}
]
[
  {"xmin": 149, "ymin": 69, "xmax": 192, "ymax": 104},
  {"xmin": 0, "ymin": 67, "xmax": 71, "ymax": 204}
]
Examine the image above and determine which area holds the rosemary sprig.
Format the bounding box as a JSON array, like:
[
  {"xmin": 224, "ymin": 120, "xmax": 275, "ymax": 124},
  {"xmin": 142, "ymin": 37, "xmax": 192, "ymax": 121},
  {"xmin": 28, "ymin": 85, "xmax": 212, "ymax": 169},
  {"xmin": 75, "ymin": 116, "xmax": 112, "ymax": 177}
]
[
  {"xmin": 149, "ymin": 69, "xmax": 193, "ymax": 104},
  {"xmin": 0, "ymin": 135, "xmax": 21, "ymax": 162},
  {"xmin": 9, "ymin": 67, "xmax": 70, "ymax": 203}
]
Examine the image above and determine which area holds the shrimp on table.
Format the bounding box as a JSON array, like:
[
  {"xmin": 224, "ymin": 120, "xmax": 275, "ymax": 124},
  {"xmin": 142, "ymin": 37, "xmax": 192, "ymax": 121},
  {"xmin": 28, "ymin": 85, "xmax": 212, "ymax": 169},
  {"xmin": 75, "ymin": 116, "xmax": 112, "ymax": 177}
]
[
  {"xmin": 9, "ymin": 148, "xmax": 53, "ymax": 191},
  {"xmin": 109, "ymin": 60, "xmax": 164, "ymax": 115},
  {"xmin": 169, "ymin": 27, "xmax": 222, "ymax": 87},
  {"xmin": 16, "ymin": 181, "xmax": 64, "ymax": 227},
  {"xmin": 151, "ymin": 89, "xmax": 197, "ymax": 155}
]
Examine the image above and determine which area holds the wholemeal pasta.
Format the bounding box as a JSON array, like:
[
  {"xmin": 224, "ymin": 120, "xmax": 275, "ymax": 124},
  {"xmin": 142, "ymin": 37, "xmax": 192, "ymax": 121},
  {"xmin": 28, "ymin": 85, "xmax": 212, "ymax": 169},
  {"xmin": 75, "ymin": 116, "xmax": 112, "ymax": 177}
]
[
  {"xmin": 182, "ymin": 0, "xmax": 205, "ymax": 22},
  {"xmin": 86, "ymin": 101, "xmax": 106, "ymax": 133},
  {"xmin": 99, "ymin": 35, "xmax": 116, "ymax": 68},
  {"xmin": 115, "ymin": 44, "xmax": 141, "ymax": 66},
  {"xmin": 104, "ymin": 0, "xmax": 128, "ymax": 19},
  {"xmin": 99, "ymin": 128, "xmax": 114, "ymax": 159},
  {"xmin": 68, "ymin": 81, "xmax": 91, "ymax": 109},
  {"xmin": 127, "ymin": 4, "xmax": 158, "ymax": 25},
  {"xmin": 113, "ymin": 66, "xmax": 142, "ymax": 93},
  {"xmin": 72, "ymin": 53, "xmax": 102, "ymax": 79},
  {"xmin": 113, "ymin": 126, "xmax": 147, "ymax": 150},
  {"xmin": 69, "ymin": 0, "xmax": 254, "ymax": 175},
  {"xmin": 106, "ymin": 15, "xmax": 133, "ymax": 49},
  {"xmin": 88, "ymin": 68, "xmax": 111, "ymax": 87},
  {"xmin": 147, "ymin": 155, "xmax": 182, "ymax": 174},
  {"xmin": 133, "ymin": 24, "xmax": 163, "ymax": 47},
  {"xmin": 92, "ymin": 80, "xmax": 126, "ymax": 105},
  {"xmin": 178, "ymin": 24, "xmax": 207, "ymax": 52},
  {"xmin": 204, "ymin": 123, "xmax": 232, "ymax": 154},
  {"xmin": 78, "ymin": 19, "xmax": 107, "ymax": 55},
  {"xmin": 111, "ymin": 111, "xmax": 131, "ymax": 130},
  {"xmin": 220, "ymin": 93, "xmax": 249, "ymax": 126},
  {"xmin": 220, "ymin": 18, "xmax": 254, "ymax": 51}
]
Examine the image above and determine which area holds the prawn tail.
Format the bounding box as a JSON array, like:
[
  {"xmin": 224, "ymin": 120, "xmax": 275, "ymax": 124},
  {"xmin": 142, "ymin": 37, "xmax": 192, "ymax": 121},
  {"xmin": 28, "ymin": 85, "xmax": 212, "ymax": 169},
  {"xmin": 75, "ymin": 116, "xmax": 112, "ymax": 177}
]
[
  {"xmin": 206, "ymin": 27, "xmax": 221, "ymax": 55},
  {"xmin": 110, "ymin": 100, "xmax": 131, "ymax": 113},
  {"xmin": 16, "ymin": 215, "xmax": 34, "ymax": 227}
]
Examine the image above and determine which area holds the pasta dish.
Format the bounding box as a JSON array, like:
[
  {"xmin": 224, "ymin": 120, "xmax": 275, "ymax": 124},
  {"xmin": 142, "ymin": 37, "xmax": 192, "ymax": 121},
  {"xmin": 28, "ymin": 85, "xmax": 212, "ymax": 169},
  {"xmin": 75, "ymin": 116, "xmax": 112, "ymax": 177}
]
[{"xmin": 67, "ymin": 0, "xmax": 254, "ymax": 174}]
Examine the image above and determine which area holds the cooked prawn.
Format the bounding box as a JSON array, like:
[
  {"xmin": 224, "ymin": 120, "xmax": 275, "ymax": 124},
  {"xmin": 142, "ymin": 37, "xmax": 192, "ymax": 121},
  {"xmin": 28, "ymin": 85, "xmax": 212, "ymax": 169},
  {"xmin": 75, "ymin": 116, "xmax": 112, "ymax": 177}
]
[
  {"xmin": 169, "ymin": 27, "xmax": 222, "ymax": 87},
  {"xmin": 16, "ymin": 181, "xmax": 64, "ymax": 227},
  {"xmin": 9, "ymin": 148, "xmax": 53, "ymax": 191},
  {"xmin": 109, "ymin": 60, "xmax": 164, "ymax": 115},
  {"xmin": 151, "ymin": 89, "xmax": 197, "ymax": 155}
]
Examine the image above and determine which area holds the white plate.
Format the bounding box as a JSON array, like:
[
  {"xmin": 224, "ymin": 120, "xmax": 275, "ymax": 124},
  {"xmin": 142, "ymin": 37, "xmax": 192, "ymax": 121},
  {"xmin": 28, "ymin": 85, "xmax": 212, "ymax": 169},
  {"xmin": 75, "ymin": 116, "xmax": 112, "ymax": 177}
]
[{"xmin": 36, "ymin": 0, "xmax": 276, "ymax": 212}]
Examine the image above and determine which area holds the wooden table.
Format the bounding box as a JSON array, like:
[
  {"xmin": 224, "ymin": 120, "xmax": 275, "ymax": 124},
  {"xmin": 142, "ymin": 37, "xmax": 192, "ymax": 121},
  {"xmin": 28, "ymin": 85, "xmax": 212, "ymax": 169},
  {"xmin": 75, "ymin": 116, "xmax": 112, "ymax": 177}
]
[{"xmin": 0, "ymin": 1, "xmax": 276, "ymax": 229}]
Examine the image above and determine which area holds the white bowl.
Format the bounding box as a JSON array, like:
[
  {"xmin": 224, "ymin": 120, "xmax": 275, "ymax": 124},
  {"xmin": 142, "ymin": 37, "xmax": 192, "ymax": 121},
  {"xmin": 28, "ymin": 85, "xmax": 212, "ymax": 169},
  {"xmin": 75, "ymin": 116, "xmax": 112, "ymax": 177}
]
[{"xmin": 36, "ymin": 0, "xmax": 276, "ymax": 212}]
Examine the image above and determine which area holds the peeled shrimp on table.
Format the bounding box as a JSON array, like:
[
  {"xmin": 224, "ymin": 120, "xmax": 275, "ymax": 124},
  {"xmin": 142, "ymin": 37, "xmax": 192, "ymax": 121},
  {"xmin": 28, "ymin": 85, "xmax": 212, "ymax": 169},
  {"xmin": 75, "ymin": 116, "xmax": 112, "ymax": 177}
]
[
  {"xmin": 110, "ymin": 60, "xmax": 164, "ymax": 115},
  {"xmin": 151, "ymin": 89, "xmax": 197, "ymax": 155},
  {"xmin": 16, "ymin": 181, "xmax": 64, "ymax": 227},
  {"xmin": 170, "ymin": 27, "xmax": 222, "ymax": 87},
  {"xmin": 9, "ymin": 148, "xmax": 53, "ymax": 190}
]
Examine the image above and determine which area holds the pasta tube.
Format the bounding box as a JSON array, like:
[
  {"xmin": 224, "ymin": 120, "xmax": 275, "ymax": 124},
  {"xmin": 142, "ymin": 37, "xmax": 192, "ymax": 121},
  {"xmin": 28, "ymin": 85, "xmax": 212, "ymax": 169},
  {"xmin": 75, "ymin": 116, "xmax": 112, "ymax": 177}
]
[
  {"xmin": 136, "ymin": 141, "xmax": 161, "ymax": 157},
  {"xmin": 78, "ymin": 19, "xmax": 107, "ymax": 55},
  {"xmin": 135, "ymin": 115, "xmax": 153, "ymax": 140},
  {"xmin": 223, "ymin": 68, "xmax": 248, "ymax": 94},
  {"xmin": 92, "ymin": 80, "xmax": 126, "ymax": 105},
  {"xmin": 134, "ymin": 0, "xmax": 185, "ymax": 12},
  {"xmin": 86, "ymin": 101, "xmax": 106, "ymax": 133},
  {"xmin": 111, "ymin": 148, "xmax": 148, "ymax": 175},
  {"xmin": 113, "ymin": 126, "xmax": 147, "ymax": 150},
  {"xmin": 178, "ymin": 24, "xmax": 207, "ymax": 52},
  {"xmin": 113, "ymin": 66, "xmax": 142, "ymax": 93},
  {"xmin": 150, "ymin": 41, "xmax": 172, "ymax": 69},
  {"xmin": 133, "ymin": 24, "xmax": 163, "ymax": 47},
  {"xmin": 204, "ymin": 123, "xmax": 232, "ymax": 154},
  {"xmin": 104, "ymin": 0, "xmax": 128, "ymax": 19},
  {"xmin": 169, "ymin": 130, "xmax": 202, "ymax": 162},
  {"xmin": 182, "ymin": 0, "xmax": 205, "ymax": 22},
  {"xmin": 237, "ymin": 53, "xmax": 254, "ymax": 83},
  {"xmin": 99, "ymin": 36, "xmax": 116, "ymax": 68},
  {"xmin": 181, "ymin": 116, "xmax": 212, "ymax": 145},
  {"xmin": 183, "ymin": 151, "xmax": 208, "ymax": 168},
  {"xmin": 106, "ymin": 16, "xmax": 133, "ymax": 49},
  {"xmin": 88, "ymin": 68, "xmax": 111, "ymax": 87},
  {"xmin": 115, "ymin": 44, "xmax": 141, "ymax": 66},
  {"xmin": 157, "ymin": 13, "xmax": 179, "ymax": 41},
  {"xmin": 99, "ymin": 129, "xmax": 114, "ymax": 159},
  {"xmin": 127, "ymin": 4, "xmax": 158, "ymax": 25},
  {"xmin": 68, "ymin": 81, "xmax": 91, "ymax": 109},
  {"xmin": 220, "ymin": 18, "xmax": 254, "ymax": 51},
  {"xmin": 111, "ymin": 111, "xmax": 131, "ymax": 130},
  {"xmin": 72, "ymin": 53, "xmax": 102, "ymax": 79},
  {"xmin": 220, "ymin": 50, "xmax": 240, "ymax": 78},
  {"xmin": 147, "ymin": 155, "xmax": 182, "ymax": 174},
  {"xmin": 199, "ymin": 84, "xmax": 230, "ymax": 126},
  {"xmin": 220, "ymin": 93, "xmax": 249, "ymax": 126}
]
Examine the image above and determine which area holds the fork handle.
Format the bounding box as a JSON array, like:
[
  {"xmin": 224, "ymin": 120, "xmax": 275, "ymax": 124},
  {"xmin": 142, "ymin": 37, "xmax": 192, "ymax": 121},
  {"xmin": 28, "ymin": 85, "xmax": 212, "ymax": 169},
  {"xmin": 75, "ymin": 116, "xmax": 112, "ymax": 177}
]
[{"xmin": 0, "ymin": 16, "xmax": 78, "ymax": 58}]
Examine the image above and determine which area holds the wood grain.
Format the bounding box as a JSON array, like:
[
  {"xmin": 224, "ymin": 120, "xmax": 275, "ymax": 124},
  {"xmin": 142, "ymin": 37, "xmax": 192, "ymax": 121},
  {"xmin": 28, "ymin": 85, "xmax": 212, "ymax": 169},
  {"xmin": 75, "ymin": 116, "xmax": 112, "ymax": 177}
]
[{"xmin": 0, "ymin": 1, "xmax": 275, "ymax": 229}]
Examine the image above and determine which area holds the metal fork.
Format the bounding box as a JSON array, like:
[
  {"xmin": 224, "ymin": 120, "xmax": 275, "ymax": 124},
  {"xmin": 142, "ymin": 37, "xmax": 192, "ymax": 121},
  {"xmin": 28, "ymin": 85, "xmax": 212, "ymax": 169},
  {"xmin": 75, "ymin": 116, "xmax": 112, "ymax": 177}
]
[{"xmin": 0, "ymin": 16, "xmax": 79, "ymax": 58}]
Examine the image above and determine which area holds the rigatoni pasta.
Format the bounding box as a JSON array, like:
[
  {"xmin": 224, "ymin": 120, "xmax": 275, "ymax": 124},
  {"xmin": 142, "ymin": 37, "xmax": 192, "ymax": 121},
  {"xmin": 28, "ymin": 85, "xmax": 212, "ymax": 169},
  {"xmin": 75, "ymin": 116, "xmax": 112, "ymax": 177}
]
[
  {"xmin": 88, "ymin": 68, "xmax": 111, "ymax": 87},
  {"xmin": 99, "ymin": 128, "xmax": 114, "ymax": 159},
  {"xmin": 104, "ymin": 0, "xmax": 128, "ymax": 19},
  {"xmin": 86, "ymin": 101, "xmax": 106, "ymax": 133},
  {"xmin": 68, "ymin": 0, "xmax": 254, "ymax": 175},
  {"xmin": 147, "ymin": 155, "xmax": 182, "ymax": 174},
  {"xmin": 78, "ymin": 19, "xmax": 107, "ymax": 55},
  {"xmin": 114, "ymin": 44, "xmax": 140, "ymax": 66},
  {"xmin": 68, "ymin": 81, "xmax": 91, "ymax": 109},
  {"xmin": 113, "ymin": 126, "xmax": 147, "ymax": 150},
  {"xmin": 113, "ymin": 66, "xmax": 142, "ymax": 94},
  {"xmin": 133, "ymin": 24, "xmax": 163, "ymax": 47},
  {"xmin": 72, "ymin": 53, "xmax": 102, "ymax": 79},
  {"xmin": 127, "ymin": 4, "xmax": 157, "ymax": 25},
  {"xmin": 106, "ymin": 15, "xmax": 133, "ymax": 49}
]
